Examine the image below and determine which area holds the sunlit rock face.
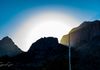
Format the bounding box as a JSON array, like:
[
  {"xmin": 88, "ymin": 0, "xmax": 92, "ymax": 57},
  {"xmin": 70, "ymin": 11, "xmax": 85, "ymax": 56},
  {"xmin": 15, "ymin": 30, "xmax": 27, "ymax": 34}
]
[
  {"xmin": 61, "ymin": 20, "xmax": 100, "ymax": 48},
  {"xmin": 61, "ymin": 20, "xmax": 100, "ymax": 70},
  {"xmin": 0, "ymin": 36, "xmax": 22, "ymax": 57}
]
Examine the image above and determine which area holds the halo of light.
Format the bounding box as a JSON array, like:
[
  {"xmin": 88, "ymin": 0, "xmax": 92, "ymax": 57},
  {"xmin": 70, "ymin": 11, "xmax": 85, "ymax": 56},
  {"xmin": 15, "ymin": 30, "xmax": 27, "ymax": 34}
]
[{"xmin": 12, "ymin": 8, "xmax": 80, "ymax": 51}]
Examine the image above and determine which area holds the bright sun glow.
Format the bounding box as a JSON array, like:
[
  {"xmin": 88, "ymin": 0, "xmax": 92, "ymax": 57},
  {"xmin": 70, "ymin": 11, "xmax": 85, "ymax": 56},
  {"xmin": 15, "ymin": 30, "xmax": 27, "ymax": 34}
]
[{"xmin": 12, "ymin": 8, "xmax": 80, "ymax": 51}]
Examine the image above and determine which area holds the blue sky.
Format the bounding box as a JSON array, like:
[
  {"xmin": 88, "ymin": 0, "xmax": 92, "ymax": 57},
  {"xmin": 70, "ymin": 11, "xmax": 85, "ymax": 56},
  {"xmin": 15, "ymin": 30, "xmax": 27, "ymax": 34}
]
[{"xmin": 0, "ymin": 0, "xmax": 100, "ymax": 39}]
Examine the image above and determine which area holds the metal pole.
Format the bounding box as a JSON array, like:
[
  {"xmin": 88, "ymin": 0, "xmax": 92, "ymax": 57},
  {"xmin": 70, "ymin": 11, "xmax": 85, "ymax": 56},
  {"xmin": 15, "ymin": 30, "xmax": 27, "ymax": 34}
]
[{"xmin": 69, "ymin": 33, "xmax": 71, "ymax": 70}]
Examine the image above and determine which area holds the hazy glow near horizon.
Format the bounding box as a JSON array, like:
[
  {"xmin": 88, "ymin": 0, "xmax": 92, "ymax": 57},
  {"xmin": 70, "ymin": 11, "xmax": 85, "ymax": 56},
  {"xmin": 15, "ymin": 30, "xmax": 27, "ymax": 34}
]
[{"xmin": 12, "ymin": 8, "xmax": 80, "ymax": 51}]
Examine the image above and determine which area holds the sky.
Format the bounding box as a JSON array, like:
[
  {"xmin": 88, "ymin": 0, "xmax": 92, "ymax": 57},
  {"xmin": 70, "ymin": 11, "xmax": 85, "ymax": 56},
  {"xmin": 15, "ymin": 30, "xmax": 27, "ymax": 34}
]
[{"xmin": 0, "ymin": 0, "xmax": 100, "ymax": 51}]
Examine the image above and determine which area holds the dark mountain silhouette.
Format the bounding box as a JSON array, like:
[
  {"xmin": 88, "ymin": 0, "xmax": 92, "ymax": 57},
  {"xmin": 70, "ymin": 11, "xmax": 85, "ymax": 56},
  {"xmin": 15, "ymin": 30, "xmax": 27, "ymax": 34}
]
[
  {"xmin": 0, "ymin": 37, "xmax": 69, "ymax": 70},
  {"xmin": 61, "ymin": 20, "xmax": 100, "ymax": 70},
  {"xmin": 27, "ymin": 37, "xmax": 69, "ymax": 70},
  {"xmin": 0, "ymin": 36, "xmax": 22, "ymax": 57}
]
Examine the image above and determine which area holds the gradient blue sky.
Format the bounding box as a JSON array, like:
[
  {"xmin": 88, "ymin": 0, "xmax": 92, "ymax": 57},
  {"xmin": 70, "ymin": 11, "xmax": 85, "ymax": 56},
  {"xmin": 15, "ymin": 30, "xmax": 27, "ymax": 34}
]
[{"xmin": 0, "ymin": 0, "xmax": 100, "ymax": 39}]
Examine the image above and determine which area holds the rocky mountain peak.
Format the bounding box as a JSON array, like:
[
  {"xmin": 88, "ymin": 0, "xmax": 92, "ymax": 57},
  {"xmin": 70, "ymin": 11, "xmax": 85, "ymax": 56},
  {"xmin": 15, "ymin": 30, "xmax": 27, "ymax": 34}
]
[
  {"xmin": 1, "ymin": 36, "xmax": 14, "ymax": 45},
  {"xmin": 0, "ymin": 36, "xmax": 22, "ymax": 57}
]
